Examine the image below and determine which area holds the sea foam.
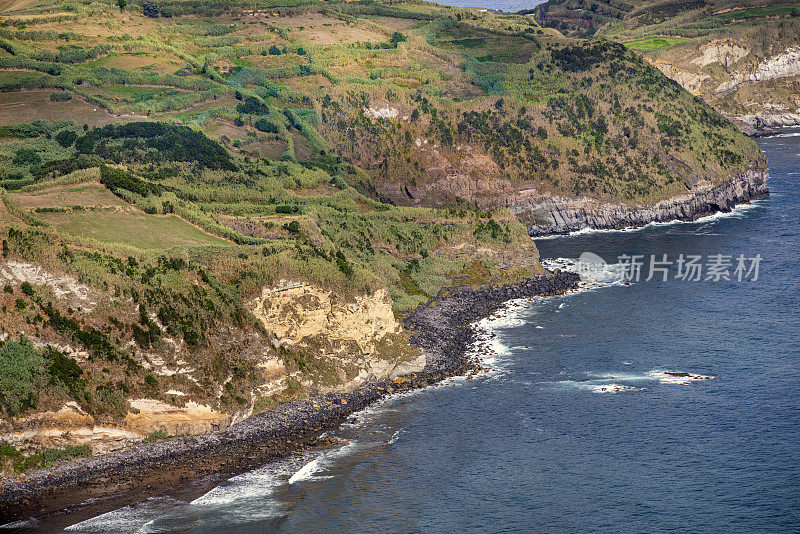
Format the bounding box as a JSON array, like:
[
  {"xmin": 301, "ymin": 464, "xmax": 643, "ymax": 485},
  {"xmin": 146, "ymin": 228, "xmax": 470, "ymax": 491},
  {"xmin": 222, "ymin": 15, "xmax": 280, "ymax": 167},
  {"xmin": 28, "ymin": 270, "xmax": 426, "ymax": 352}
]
[
  {"xmin": 553, "ymin": 369, "xmax": 716, "ymax": 394},
  {"xmin": 64, "ymin": 496, "xmax": 186, "ymax": 533}
]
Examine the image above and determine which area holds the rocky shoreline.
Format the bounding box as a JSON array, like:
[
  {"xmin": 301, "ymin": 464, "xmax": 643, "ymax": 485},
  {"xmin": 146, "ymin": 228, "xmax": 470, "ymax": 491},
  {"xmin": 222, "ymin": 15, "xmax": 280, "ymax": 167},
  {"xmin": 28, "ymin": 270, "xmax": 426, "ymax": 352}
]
[
  {"xmin": 0, "ymin": 272, "xmax": 579, "ymax": 527},
  {"xmin": 735, "ymin": 115, "xmax": 800, "ymax": 138},
  {"xmin": 515, "ymin": 167, "xmax": 769, "ymax": 237},
  {"xmin": 732, "ymin": 113, "xmax": 800, "ymax": 137}
]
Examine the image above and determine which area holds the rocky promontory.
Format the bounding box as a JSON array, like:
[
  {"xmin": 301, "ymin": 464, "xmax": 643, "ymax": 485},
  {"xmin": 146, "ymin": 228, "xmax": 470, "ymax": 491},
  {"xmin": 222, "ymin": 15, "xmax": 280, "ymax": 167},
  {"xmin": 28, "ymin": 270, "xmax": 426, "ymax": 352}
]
[
  {"xmin": 732, "ymin": 112, "xmax": 800, "ymax": 137},
  {"xmin": 511, "ymin": 167, "xmax": 769, "ymax": 236}
]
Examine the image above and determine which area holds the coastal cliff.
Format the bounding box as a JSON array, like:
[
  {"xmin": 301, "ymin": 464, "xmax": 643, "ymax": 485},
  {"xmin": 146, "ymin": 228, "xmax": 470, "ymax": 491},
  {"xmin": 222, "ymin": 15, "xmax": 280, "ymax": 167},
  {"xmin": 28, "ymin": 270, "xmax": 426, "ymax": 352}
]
[
  {"xmin": 511, "ymin": 167, "xmax": 769, "ymax": 236},
  {"xmin": 249, "ymin": 282, "xmax": 425, "ymax": 393},
  {"xmin": 542, "ymin": 0, "xmax": 800, "ymax": 137},
  {"xmin": 0, "ymin": 273, "xmax": 580, "ymax": 523}
]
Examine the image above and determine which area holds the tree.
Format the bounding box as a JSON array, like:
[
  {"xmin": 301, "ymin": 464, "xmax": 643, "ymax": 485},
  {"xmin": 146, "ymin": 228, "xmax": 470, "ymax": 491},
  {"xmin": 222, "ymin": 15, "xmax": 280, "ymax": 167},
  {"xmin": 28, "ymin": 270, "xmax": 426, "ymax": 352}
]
[
  {"xmin": 0, "ymin": 339, "xmax": 47, "ymax": 417},
  {"xmin": 142, "ymin": 1, "xmax": 159, "ymax": 18},
  {"xmin": 13, "ymin": 148, "xmax": 41, "ymax": 166},
  {"xmin": 55, "ymin": 130, "xmax": 78, "ymax": 148},
  {"xmin": 336, "ymin": 251, "xmax": 354, "ymax": 277},
  {"xmin": 116, "ymin": 0, "xmax": 126, "ymax": 10},
  {"xmin": 268, "ymin": 45, "xmax": 281, "ymax": 55},
  {"xmin": 236, "ymin": 96, "xmax": 269, "ymax": 115},
  {"xmin": 255, "ymin": 119, "xmax": 278, "ymax": 133},
  {"xmin": 283, "ymin": 220, "xmax": 301, "ymax": 234},
  {"xmin": 20, "ymin": 282, "xmax": 33, "ymax": 297}
]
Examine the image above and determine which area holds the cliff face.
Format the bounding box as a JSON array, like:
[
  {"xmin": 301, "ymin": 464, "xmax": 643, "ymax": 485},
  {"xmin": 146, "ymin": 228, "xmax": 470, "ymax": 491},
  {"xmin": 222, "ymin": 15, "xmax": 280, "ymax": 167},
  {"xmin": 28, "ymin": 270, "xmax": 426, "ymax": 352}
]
[
  {"xmin": 0, "ymin": 400, "xmax": 231, "ymax": 456},
  {"xmin": 249, "ymin": 282, "xmax": 425, "ymax": 393},
  {"xmin": 715, "ymin": 47, "xmax": 800, "ymax": 96},
  {"xmin": 511, "ymin": 167, "xmax": 769, "ymax": 236},
  {"xmin": 646, "ymin": 42, "xmax": 800, "ymax": 133},
  {"xmin": 0, "ymin": 281, "xmax": 426, "ymax": 458},
  {"xmin": 582, "ymin": 3, "xmax": 800, "ymax": 135}
]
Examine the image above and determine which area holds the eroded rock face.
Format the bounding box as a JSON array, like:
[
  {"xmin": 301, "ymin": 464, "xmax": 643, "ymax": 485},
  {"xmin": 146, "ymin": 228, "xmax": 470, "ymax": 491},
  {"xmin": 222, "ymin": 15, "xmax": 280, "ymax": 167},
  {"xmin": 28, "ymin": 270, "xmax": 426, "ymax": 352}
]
[
  {"xmin": 734, "ymin": 109, "xmax": 800, "ymax": 133},
  {"xmin": 250, "ymin": 282, "xmax": 425, "ymax": 392},
  {"xmin": 692, "ymin": 41, "xmax": 749, "ymax": 69},
  {"xmin": 376, "ymin": 142, "xmax": 510, "ymax": 205},
  {"xmin": 644, "ymin": 42, "xmax": 799, "ymax": 134},
  {"xmin": 512, "ymin": 168, "xmax": 769, "ymax": 236},
  {"xmin": 716, "ymin": 47, "xmax": 800, "ymax": 95},
  {"xmin": 654, "ymin": 62, "xmax": 709, "ymax": 95},
  {"xmin": 0, "ymin": 400, "xmax": 233, "ymax": 455},
  {"xmin": 0, "ymin": 261, "xmax": 98, "ymax": 312},
  {"xmin": 125, "ymin": 399, "xmax": 230, "ymax": 436},
  {"xmin": 0, "ymin": 403, "xmax": 141, "ymax": 455}
]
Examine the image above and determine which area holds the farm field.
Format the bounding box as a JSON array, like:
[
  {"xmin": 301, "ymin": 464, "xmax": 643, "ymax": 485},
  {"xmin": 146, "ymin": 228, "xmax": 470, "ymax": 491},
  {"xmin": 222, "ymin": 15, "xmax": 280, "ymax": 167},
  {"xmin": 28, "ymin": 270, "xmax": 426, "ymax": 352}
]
[
  {"xmin": 38, "ymin": 209, "xmax": 231, "ymax": 249},
  {"xmin": 0, "ymin": 91, "xmax": 144, "ymax": 126},
  {"xmin": 84, "ymin": 51, "xmax": 184, "ymax": 74},
  {"xmin": 9, "ymin": 180, "xmax": 124, "ymax": 210}
]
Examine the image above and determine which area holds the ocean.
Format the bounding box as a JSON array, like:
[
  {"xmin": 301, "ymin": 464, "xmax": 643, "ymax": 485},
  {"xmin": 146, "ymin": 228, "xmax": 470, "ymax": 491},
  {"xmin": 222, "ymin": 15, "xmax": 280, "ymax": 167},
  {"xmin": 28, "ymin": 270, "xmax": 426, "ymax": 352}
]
[
  {"xmin": 426, "ymin": 0, "xmax": 544, "ymax": 12},
  {"xmin": 59, "ymin": 135, "xmax": 800, "ymax": 533}
]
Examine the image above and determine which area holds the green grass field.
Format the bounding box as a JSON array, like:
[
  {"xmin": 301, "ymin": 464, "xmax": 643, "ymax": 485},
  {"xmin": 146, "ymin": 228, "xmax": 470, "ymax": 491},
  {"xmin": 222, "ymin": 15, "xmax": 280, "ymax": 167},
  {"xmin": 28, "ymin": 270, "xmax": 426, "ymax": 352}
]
[
  {"xmin": 85, "ymin": 51, "xmax": 183, "ymax": 74},
  {"xmin": 10, "ymin": 182, "xmax": 124, "ymax": 210},
  {"xmin": 0, "ymin": 70, "xmax": 55, "ymax": 84},
  {"xmin": 39, "ymin": 210, "xmax": 230, "ymax": 249},
  {"xmin": 623, "ymin": 37, "xmax": 687, "ymax": 50},
  {"xmin": 88, "ymin": 85, "xmax": 187, "ymax": 103},
  {"xmin": 432, "ymin": 25, "xmax": 539, "ymax": 64},
  {"xmin": 707, "ymin": 5, "xmax": 800, "ymax": 23}
]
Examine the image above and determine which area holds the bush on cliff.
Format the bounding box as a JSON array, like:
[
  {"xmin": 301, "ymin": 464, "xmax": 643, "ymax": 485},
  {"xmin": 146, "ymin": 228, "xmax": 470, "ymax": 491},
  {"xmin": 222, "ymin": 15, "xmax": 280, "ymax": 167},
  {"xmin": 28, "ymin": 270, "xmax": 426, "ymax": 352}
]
[{"xmin": 0, "ymin": 338, "xmax": 47, "ymax": 416}]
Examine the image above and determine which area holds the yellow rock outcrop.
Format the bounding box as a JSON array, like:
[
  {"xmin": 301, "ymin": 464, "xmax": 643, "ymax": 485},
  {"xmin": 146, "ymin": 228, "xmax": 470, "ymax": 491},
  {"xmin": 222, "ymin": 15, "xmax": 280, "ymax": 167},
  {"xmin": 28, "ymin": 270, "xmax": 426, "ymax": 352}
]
[
  {"xmin": 249, "ymin": 281, "xmax": 425, "ymax": 392},
  {"xmin": 125, "ymin": 399, "xmax": 230, "ymax": 436}
]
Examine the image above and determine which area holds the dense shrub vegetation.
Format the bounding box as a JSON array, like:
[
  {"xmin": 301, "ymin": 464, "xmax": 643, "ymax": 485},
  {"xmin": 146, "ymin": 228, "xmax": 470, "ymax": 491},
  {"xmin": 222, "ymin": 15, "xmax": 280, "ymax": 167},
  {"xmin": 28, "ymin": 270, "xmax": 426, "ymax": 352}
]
[{"xmin": 75, "ymin": 123, "xmax": 236, "ymax": 171}]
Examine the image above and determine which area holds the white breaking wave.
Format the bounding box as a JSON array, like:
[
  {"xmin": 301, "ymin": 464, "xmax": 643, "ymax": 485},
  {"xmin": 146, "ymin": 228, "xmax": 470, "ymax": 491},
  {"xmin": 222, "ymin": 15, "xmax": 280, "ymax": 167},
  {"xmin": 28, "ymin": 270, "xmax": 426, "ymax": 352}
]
[
  {"xmin": 542, "ymin": 257, "xmax": 629, "ymax": 292},
  {"xmin": 554, "ymin": 369, "xmax": 716, "ymax": 394},
  {"xmin": 287, "ymin": 441, "xmax": 359, "ymax": 484},
  {"xmin": 466, "ymin": 256, "xmax": 630, "ymax": 381},
  {"xmin": 0, "ymin": 519, "xmax": 37, "ymax": 530},
  {"xmin": 466, "ymin": 328, "xmax": 512, "ymax": 376},
  {"xmin": 553, "ymin": 379, "xmax": 643, "ymax": 394},
  {"xmin": 186, "ymin": 450, "xmax": 321, "ymax": 510},
  {"xmin": 387, "ymin": 429, "xmax": 402, "ymax": 445},
  {"xmin": 645, "ymin": 369, "xmax": 715, "ymax": 385},
  {"xmin": 64, "ymin": 496, "xmax": 187, "ymax": 533},
  {"xmin": 763, "ymin": 131, "xmax": 800, "ymax": 138},
  {"xmin": 287, "ymin": 456, "xmax": 325, "ymax": 484},
  {"xmin": 582, "ymin": 383, "xmax": 640, "ymax": 394},
  {"xmin": 466, "ymin": 299, "xmax": 530, "ymax": 376}
]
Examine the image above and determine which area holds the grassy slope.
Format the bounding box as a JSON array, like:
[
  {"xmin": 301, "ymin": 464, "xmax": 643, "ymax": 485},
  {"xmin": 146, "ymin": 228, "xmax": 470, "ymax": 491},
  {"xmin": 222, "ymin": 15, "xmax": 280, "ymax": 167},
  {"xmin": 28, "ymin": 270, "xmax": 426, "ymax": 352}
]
[
  {"xmin": 38, "ymin": 210, "xmax": 231, "ymax": 248},
  {"xmin": 0, "ymin": 0, "xmax": 763, "ymax": 467}
]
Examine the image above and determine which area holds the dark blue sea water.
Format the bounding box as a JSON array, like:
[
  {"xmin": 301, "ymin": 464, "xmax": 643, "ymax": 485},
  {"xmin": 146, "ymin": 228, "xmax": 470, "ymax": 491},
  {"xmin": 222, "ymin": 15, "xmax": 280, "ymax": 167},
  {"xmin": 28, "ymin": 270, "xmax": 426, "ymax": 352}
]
[
  {"xmin": 64, "ymin": 136, "xmax": 799, "ymax": 533},
  {"xmin": 431, "ymin": 0, "xmax": 544, "ymax": 12}
]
